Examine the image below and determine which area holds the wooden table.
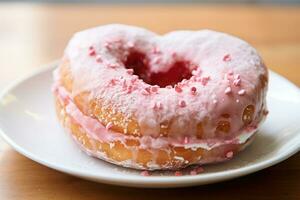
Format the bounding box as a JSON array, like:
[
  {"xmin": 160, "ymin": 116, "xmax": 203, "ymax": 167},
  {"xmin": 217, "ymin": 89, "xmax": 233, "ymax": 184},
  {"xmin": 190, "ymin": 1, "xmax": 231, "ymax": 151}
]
[{"xmin": 0, "ymin": 3, "xmax": 299, "ymax": 199}]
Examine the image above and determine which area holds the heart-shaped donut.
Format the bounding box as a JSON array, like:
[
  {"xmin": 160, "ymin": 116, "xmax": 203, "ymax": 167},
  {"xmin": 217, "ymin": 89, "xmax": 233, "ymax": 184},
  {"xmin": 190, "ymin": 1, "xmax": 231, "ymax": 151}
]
[{"xmin": 53, "ymin": 24, "xmax": 268, "ymax": 170}]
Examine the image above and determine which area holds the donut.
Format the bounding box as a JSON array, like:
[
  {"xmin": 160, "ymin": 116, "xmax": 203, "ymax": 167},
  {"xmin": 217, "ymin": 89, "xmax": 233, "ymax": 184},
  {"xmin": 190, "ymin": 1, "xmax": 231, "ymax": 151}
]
[{"xmin": 52, "ymin": 24, "xmax": 268, "ymax": 170}]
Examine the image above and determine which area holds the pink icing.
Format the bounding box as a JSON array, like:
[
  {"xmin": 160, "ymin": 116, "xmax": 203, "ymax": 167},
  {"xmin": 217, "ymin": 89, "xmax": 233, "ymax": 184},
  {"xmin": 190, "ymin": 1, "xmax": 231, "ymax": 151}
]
[
  {"xmin": 53, "ymin": 84, "xmax": 259, "ymax": 151},
  {"xmin": 62, "ymin": 24, "xmax": 268, "ymax": 141}
]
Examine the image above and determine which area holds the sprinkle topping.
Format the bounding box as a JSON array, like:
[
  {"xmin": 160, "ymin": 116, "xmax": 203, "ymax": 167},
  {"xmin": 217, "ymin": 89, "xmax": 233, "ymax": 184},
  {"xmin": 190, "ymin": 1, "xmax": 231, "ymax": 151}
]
[
  {"xmin": 175, "ymin": 85, "xmax": 183, "ymax": 93},
  {"xmin": 233, "ymin": 78, "xmax": 241, "ymax": 86},
  {"xmin": 179, "ymin": 100, "xmax": 186, "ymax": 107},
  {"xmin": 126, "ymin": 69, "xmax": 134, "ymax": 75},
  {"xmin": 141, "ymin": 89, "xmax": 150, "ymax": 95},
  {"xmin": 223, "ymin": 54, "xmax": 231, "ymax": 62},
  {"xmin": 238, "ymin": 89, "xmax": 246, "ymax": 96},
  {"xmin": 150, "ymin": 86, "xmax": 159, "ymax": 93},
  {"xmin": 225, "ymin": 87, "xmax": 232, "ymax": 94},
  {"xmin": 108, "ymin": 63, "xmax": 118, "ymax": 68},
  {"xmin": 190, "ymin": 86, "xmax": 197, "ymax": 95},
  {"xmin": 88, "ymin": 49, "xmax": 96, "ymax": 56},
  {"xmin": 109, "ymin": 79, "xmax": 116, "ymax": 86}
]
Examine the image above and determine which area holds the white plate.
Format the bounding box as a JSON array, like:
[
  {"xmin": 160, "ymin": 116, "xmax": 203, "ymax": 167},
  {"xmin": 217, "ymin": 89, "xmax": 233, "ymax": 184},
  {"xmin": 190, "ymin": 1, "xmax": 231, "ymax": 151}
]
[{"xmin": 0, "ymin": 61, "xmax": 299, "ymax": 188}]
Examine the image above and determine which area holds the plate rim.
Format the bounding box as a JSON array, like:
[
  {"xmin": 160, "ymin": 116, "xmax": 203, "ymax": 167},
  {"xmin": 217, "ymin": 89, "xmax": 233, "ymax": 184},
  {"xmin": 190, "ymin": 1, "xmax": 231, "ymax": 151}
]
[{"xmin": 0, "ymin": 61, "xmax": 299, "ymax": 187}]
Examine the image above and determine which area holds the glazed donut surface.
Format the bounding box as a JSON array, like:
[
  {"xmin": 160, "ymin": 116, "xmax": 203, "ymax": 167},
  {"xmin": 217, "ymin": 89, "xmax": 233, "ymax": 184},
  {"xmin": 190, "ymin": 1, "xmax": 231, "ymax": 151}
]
[{"xmin": 53, "ymin": 24, "xmax": 268, "ymax": 170}]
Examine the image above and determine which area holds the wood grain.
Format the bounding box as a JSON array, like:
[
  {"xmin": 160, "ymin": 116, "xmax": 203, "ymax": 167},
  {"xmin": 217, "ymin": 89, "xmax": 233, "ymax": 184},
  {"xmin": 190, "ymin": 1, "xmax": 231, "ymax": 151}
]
[{"xmin": 0, "ymin": 3, "xmax": 299, "ymax": 199}]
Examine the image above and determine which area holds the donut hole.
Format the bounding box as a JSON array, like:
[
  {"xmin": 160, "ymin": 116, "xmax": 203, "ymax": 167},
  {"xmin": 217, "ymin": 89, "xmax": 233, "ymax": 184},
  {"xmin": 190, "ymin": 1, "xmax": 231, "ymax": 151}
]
[
  {"xmin": 150, "ymin": 61, "xmax": 192, "ymax": 87},
  {"xmin": 124, "ymin": 51, "xmax": 150, "ymax": 83},
  {"xmin": 124, "ymin": 51, "xmax": 192, "ymax": 87}
]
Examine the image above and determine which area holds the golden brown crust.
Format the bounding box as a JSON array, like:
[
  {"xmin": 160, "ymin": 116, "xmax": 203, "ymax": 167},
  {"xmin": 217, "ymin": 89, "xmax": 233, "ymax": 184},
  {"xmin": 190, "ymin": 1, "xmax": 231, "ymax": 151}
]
[{"xmin": 55, "ymin": 95, "xmax": 251, "ymax": 170}]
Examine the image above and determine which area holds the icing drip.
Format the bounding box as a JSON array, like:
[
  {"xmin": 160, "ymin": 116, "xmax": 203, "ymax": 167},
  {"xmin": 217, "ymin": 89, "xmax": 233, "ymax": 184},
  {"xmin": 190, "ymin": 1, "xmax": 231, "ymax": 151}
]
[{"xmin": 53, "ymin": 84, "xmax": 259, "ymax": 151}]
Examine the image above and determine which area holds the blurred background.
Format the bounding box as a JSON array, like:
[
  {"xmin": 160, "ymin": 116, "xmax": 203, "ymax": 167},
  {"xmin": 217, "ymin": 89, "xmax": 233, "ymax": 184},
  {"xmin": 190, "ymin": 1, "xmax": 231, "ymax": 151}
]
[{"xmin": 0, "ymin": 0, "xmax": 299, "ymax": 91}]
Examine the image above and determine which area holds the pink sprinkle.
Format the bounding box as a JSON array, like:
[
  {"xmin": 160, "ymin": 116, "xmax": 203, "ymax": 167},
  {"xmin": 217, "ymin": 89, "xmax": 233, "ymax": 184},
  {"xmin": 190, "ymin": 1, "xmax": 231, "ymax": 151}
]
[
  {"xmin": 106, "ymin": 122, "xmax": 113, "ymax": 130},
  {"xmin": 226, "ymin": 151, "xmax": 234, "ymax": 158},
  {"xmin": 89, "ymin": 49, "xmax": 96, "ymax": 56},
  {"xmin": 174, "ymin": 171, "xmax": 182, "ymax": 176},
  {"xmin": 213, "ymin": 99, "xmax": 218, "ymax": 104},
  {"xmin": 150, "ymin": 86, "xmax": 159, "ymax": 93},
  {"xmin": 175, "ymin": 85, "xmax": 183, "ymax": 93},
  {"xmin": 141, "ymin": 171, "xmax": 150, "ymax": 176},
  {"xmin": 238, "ymin": 89, "xmax": 246, "ymax": 96},
  {"xmin": 126, "ymin": 69, "xmax": 134, "ymax": 75},
  {"xmin": 96, "ymin": 55, "xmax": 102, "ymax": 63},
  {"xmin": 110, "ymin": 79, "xmax": 116, "ymax": 86},
  {"xmin": 89, "ymin": 46, "xmax": 94, "ymax": 50},
  {"xmin": 227, "ymin": 70, "xmax": 234, "ymax": 76},
  {"xmin": 236, "ymin": 99, "xmax": 240, "ymax": 103},
  {"xmin": 225, "ymin": 87, "xmax": 232, "ymax": 94},
  {"xmin": 184, "ymin": 136, "xmax": 189, "ymax": 144},
  {"xmin": 201, "ymin": 76, "xmax": 210, "ymax": 86},
  {"xmin": 108, "ymin": 63, "xmax": 118, "ymax": 68},
  {"xmin": 223, "ymin": 54, "xmax": 231, "ymax": 62},
  {"xmin": 145, "ymin": 87, "xmax": 151, "ymax": 93},
  {"xmin": 190, "ymin": 86, "xmax": 197, "ymax": 95},
  {"xmin": 141, "ymin": 89, "xmax": 150, "ymax": 95},
  {"xmin": 179, "ymin": 100, "xmax": 186, "ymax": 107},
  {"xmin": 233, "ymin": 78, "xmax": 241, "ymax": 86}
]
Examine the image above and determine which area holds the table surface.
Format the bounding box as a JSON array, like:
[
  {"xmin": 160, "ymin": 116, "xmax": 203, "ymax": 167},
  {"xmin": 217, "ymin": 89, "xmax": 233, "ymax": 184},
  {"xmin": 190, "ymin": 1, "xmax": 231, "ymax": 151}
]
[{"xmin": 0, "ymin": 3, "xmax": 299, "ymax": 199}]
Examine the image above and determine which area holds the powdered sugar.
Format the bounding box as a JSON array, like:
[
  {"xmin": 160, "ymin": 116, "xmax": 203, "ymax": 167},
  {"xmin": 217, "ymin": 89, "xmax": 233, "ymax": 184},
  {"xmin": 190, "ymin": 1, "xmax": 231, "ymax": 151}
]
[{"xmin": 62, "ymin": 24, "xmax": 268, "ymax": 140}]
